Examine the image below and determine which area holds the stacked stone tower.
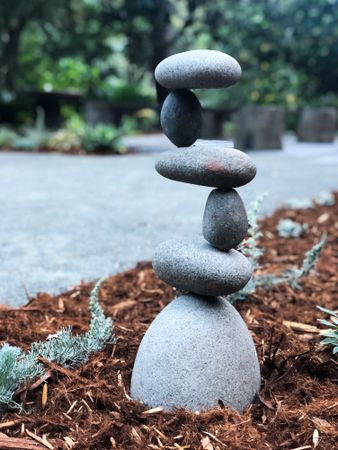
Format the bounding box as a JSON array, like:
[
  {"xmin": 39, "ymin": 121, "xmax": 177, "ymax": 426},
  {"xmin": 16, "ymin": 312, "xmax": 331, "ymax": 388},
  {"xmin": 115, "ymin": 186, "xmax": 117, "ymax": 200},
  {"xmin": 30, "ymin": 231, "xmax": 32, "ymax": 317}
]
[{"xmin": 131, "ymin": 50, "xmax": 261, "ymax": 412}]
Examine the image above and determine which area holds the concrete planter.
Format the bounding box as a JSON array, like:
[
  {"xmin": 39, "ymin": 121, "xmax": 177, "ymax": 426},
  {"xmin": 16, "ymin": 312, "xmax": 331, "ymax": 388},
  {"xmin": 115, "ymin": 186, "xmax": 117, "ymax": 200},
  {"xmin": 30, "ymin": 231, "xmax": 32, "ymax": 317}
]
[
  {"xmin": 297, "ymin": 107, "xmax": 337, "ymax": 143},
  {"xmin": 234, "ymin": 106, "xmax": 284, "ymax": 150}
]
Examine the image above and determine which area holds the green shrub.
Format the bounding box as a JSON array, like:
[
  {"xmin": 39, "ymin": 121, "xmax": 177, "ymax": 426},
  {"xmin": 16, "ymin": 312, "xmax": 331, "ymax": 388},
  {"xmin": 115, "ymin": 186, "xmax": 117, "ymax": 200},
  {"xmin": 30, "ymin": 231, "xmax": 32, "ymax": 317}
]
[
  {"xmin": 81, "ymin": 123, "xmax": 125, "ymax": 154},
  {"xmin": 47, "ymin": 129, "xmax": 81, "ymax": 152},
  {"xmin": 14, "ymin": 107, "xmax": 51, "ymax": 151},
  {"xmin": 0, "ymin": 127, "xmax": 17, "ymax": 149}
]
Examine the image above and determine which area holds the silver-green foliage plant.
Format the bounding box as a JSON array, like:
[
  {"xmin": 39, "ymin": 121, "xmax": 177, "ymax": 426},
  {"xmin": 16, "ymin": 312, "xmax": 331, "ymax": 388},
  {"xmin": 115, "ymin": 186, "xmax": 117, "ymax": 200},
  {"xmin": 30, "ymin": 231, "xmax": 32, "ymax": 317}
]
[
  {"xmin": 0, "ymin": 345, "xmax": 43, "ymax": 410},
  {"xmin": 238, "ymin": 193, "xmax": 267, "ymax": 271},
  {"xmin": 0, "ymin": 278, "xmax": 115, "ymax": 412},
  {"xmin": 317, "ymin": 306, "xmax": 338, "ymax": 355},
  {"xmin": 315, "ymin": 191, "xmax": 335, "ymax": 207},
  {"xmin": 229, "ymin": 195, "xmax": 327, "ymax": 304},
  {"xmin": 277, "ymin": 219, "xmax": 308, "ymax": 238}
]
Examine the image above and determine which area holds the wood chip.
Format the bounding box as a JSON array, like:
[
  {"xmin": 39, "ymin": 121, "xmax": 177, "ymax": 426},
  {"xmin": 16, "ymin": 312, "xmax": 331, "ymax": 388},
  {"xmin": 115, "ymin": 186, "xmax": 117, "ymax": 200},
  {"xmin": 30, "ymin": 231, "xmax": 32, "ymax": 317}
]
[
  {"xmin": 63, "ymin": 436, "xmax": 76, "ymax": 449},
  {"xmin": 282, "ymin": 320, "xmax": 320, "ymax": 333},
  {"xmin": 201, "ymin": 436, "xmax": 214, "ymax": 450},
  {"xmin": 131, "ymin": 427, "xmax": 142, "ymax": 444},
  {"xmin": 290, "ymin": 446, "xmax": 311, "ymax": 450},
  {"xmin": 41, "ymin": 383, "xmax": 48, "ymax": 409},
  {"xmin": 312, "ymin": 429, "xmax": 319, "ymax": 448},
  {"xmin": 317, "ymin": 213, "xmax": 330, "ymax": 224},
  {"xmin": 202, "ymin": 431, "xmax": 226, "ymax": 447},
  {"xmin": 152, "ymin": 427, "xmax": 167, "ymax": 441},
  {"xmin": 111, "ymin": 299, "xmax": 136, "ymax": 313},
  {"xmin": 311, "ymin": 417, "xmax": 337, "ymax": 435},
  {"xmin": 66, "ymin": 400, "xmax": 78, "ymax": 415},
  {"xmin": 81, "ymin": 399, "xmax": 93, "ymax": 414},
  {"xmin": 26, "ymin": 429, "xmax": 54, "ymax": 450},
  {"xmin": 0, "ymin": 433, "xmax": 46, "ymax": 449},
  {"xmin": 142, "ymin": 406, "xmax": 164, "ymax": 415},
  {"xmin": 117, "ymin": 372, "xmax": 132, "ymax": 400},
  {"xmin": 0, "ymin": 419, "xmax": 24, "ymax": 430}
]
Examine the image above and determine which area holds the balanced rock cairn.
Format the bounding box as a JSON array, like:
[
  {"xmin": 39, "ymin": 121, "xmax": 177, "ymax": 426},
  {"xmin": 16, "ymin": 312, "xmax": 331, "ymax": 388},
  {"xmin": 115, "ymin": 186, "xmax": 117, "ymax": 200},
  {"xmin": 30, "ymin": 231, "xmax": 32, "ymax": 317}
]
[{"xmin": 131, "ymin": 50, "xmax": 261, "ymax": 413}]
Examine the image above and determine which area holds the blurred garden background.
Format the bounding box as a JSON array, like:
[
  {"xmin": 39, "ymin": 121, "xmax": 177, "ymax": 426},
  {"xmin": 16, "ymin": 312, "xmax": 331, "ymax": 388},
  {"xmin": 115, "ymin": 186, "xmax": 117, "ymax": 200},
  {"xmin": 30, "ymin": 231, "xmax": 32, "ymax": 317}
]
[
  {"xmin": 1, "ymin": 0, "xmax": 338, "ymax": 305},
  {"xmin": 0, "ymin": 0, "xmax": 337, "ymax": 152}
]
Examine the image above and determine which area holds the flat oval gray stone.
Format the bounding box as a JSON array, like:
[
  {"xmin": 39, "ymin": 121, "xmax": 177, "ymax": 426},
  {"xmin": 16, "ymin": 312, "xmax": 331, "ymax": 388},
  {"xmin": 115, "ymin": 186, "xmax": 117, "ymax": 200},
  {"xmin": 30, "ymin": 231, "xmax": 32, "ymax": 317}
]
[
  {"xmin": 155, "ymin": 50, "xmax": 241, "ymax": 89},
  {"xmin": 203, "ymin": 189, "xmax": 248, "ymax": 250},
  {"xmin": 131, "ymin": 294, "xmax": 261, "ymax": 412},
  {"xmin": 155, "ymin": 141, "xmax": 257, "ymax": 188},
  {"xmin": 152, "ymin": 238, "xmax": 251, "ymax": 296},
  {"xmin": 160, "ymin": 90, "xmax": 202, "ymax": 147}
]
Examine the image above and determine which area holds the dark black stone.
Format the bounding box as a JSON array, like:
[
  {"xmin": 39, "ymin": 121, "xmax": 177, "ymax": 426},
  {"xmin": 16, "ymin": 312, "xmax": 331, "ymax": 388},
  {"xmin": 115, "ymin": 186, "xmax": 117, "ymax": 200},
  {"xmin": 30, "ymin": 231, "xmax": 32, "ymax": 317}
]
[{"xmin": 160, "ymin": 90, "xmax": 202, "ymax": 147}]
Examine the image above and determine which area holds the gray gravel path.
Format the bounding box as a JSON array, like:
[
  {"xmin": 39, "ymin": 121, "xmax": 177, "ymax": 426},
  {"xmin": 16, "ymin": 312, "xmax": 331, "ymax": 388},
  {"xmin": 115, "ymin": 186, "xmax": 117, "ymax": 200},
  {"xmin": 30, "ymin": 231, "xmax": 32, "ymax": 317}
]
[{"xmin": 0, "ymin": 134, "xmax": 337, "ymax": 306}]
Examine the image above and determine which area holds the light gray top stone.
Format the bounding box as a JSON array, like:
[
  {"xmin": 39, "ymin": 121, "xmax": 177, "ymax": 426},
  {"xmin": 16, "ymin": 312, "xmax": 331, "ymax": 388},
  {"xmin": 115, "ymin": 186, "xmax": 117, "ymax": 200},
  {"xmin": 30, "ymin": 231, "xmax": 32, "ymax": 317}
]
[
  {"xmin": 152, "ymin": 237, "xmax": 252, "ymax": 296},
  {"xmin": 154, "ymin": 50, "xmax": 241, "ymax": 90},
  {"xmin": 155, "ymin": 141, "xmax": 257, "ymax": 188}
]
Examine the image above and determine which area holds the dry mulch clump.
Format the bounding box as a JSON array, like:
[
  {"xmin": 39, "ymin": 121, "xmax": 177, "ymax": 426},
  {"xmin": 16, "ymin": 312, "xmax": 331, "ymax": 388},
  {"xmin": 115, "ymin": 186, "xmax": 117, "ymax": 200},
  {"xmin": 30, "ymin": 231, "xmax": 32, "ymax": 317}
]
[{"xmin": 0, "ymin": 195, "xmax": 337, "ymax": 449}]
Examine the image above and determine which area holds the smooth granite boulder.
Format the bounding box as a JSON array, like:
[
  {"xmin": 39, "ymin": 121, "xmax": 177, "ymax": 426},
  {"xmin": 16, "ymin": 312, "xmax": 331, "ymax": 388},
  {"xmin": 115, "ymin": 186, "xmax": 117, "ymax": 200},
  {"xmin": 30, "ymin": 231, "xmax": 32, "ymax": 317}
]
[
  {"xmin": 203, "ymin": 189, "xmax": 248, "ymax": 250},
  {"xmin": 153, "ymin": 238, "xmax": 252, "ymax": 296},
  {"xmin": 160, "ymin": 90, "xmax": 202, "ymax": 147},
  {"xmin": 131, "ymin": 294, "xmax": 261, "ymax": 412},
  {"xmin": 155, "ymin": 142, "xmax": 257, "ymax": 188},
  {"xmin": 155, "ymin": 50, "xmax": 241, "ymax": 90}
]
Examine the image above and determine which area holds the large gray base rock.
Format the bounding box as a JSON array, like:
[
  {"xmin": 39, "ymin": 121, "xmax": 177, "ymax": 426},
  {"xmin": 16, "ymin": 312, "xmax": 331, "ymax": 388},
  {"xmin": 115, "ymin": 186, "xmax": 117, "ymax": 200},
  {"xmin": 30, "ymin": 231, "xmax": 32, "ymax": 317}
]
[
  {"xmin": 297, "ymin": 107, "xmax": 337, "ymax": 143},
  {"xmin": 203, "ymin": 189, "xmax": 248, "ymax": 250},
  {"xmin": 235, "ymin": 106, "xmax": 284, "ymax": 150},
  {"xmin": 160, "ymin": 90, "xmax": 202, "ymax": 147},
  {"xmin": 131, "ymin": 294, "xmax": 261, "ymax": 412},
  {"xmin": 153, "ymin": 238, "xmax": 252, "ymax": 296}
]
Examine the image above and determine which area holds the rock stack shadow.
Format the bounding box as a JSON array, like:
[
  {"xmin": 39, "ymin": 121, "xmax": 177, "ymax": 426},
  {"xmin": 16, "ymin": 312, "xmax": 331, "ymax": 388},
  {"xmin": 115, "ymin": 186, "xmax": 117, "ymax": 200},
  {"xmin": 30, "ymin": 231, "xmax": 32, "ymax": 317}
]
[{"xmin": 131, "ymin": 49, "xmax": 261, "ymax": 413}]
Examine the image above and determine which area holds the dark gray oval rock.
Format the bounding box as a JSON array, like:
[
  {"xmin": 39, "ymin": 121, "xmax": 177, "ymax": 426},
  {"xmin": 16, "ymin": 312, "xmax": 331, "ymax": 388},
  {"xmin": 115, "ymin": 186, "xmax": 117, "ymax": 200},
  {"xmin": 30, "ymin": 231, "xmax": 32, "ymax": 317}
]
[
  {"xmin": 203, "ymin": 189, "xmax": 248, "ymax": 250},
  {"xmin": 160, "ymin": 90, "xmax": 202, "ymax": 147},
  {"xmin": 155, "ymin": 50, "xmax": 241, "ymax": 89},
  {"xmin": 152, "ymin": 238, "xmax": 251, "ymax": 296},
  {"xmin": 155, "ymin": 142, "xmax": 257, "ymax": 188},
  {"xmin": 131, "ymin": 294, "xmax": 261, "ymax": 412}
]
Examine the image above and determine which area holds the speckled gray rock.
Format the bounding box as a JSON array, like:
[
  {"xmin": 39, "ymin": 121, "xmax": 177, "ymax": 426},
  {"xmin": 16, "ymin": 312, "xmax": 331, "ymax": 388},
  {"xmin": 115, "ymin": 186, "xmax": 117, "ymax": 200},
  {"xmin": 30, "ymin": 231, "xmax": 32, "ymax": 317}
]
[
  {"xmin": 203, "ymin": 189, "xmax": 248, "ymax": 250},
  {"xmin": 155, "ymin": 50, "xmax": 241, "ymax": 90},
  {"xmin": 152, "ymin": 238, "xmax": 251, "ymax": 296},
  {"xmin": 155, "ymin": 141, "xmax": 257, "ymax": 188},
  {"xmin": 131, "ymin": 294, "xmax": 261, "ymax": 412},
  {"xmin": 160, "ymin": 90, "xmax": 202, "ymax": 147}
]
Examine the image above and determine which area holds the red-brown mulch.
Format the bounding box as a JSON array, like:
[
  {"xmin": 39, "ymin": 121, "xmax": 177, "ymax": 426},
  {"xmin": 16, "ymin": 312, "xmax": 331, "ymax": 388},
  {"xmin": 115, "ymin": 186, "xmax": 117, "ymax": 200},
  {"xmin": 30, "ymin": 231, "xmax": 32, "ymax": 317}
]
[{"xmin": 0, "ymin": 195, "xmax": 337, "ymax": 450}]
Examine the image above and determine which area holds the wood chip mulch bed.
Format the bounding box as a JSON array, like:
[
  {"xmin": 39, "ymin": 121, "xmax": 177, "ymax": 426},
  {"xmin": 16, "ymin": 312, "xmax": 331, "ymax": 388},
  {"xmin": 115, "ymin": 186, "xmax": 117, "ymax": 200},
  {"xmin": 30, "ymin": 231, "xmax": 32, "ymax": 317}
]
[{"xmin": 0, "ymin": 194, "xmax": 337, "ymax": 450}]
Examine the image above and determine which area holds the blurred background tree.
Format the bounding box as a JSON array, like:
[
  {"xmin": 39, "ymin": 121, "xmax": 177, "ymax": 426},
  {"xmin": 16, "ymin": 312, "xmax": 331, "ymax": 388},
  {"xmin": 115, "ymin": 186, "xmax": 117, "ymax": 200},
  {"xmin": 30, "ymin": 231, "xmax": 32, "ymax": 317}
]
[{"xmin": 0, "ymin": 0, "xmax": 337, "ymax": 127}]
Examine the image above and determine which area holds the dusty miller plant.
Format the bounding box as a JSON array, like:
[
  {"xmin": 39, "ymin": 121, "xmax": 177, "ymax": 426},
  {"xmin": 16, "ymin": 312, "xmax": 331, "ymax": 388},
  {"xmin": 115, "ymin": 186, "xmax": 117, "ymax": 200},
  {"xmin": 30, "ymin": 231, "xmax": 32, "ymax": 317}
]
[
  {"xmin": 316, "ymin": 306, "xmax": 338, "ymax": 355},
  {"xmin": 277, "ymin": 219, "xmax": 308, "ymax": 238},
  {"xmin": 0, "ymin": 278, "xmax": 115, "ymax": 412},
  {"xmin": 228, "ymin": 195, "xmax": 327, "ymax": 304}
]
